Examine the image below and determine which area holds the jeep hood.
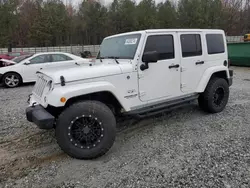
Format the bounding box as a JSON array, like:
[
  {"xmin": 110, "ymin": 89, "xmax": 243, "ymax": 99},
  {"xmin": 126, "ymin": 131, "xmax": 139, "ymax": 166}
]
[{"xmin": 39, "ymin": 63, "xmax": 126, "ymax": 84}]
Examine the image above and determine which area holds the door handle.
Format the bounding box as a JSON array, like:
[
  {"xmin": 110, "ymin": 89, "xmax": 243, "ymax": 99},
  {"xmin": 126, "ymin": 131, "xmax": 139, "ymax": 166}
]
[
  {"xmin": 196, "ymin": 61, "xmax": 204, "ymax": 65},
  {"xmin": 40, "ymin": 68, "xmax": 43, "ymax": 70},
  {"xmin": 169, "ymin": 64, "xmax": 180, "ymax": 69}
]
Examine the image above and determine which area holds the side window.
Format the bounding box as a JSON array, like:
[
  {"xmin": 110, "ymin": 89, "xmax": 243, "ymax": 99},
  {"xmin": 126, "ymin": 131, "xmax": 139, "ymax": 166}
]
[
  {"xmin": 143, "ymin": 35, "xmax": 174, "ymax": 61},
  {"xmin": 51, "ymin": 54, "xmax": 73, "ymax": 62},
  {"xmin": 206, "ymin": 34, "xmax": 225, "ymax": 54},
  {"xmin": 29, "ymin": 55, "xmax": 48, "ymax": 64},
  {"xmin": 181, "ymin": 34, "xmax": 202, "ymax": 57}
]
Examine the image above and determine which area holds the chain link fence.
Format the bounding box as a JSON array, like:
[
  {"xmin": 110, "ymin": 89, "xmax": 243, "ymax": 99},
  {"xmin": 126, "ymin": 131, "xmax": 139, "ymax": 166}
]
[
  {"xmin": 0, "ymin": 45, "xmax": 100, "ymax": 56},
  {"xmin": 226, "ymin": 36, "xmax": 245, "ymax": 43}
]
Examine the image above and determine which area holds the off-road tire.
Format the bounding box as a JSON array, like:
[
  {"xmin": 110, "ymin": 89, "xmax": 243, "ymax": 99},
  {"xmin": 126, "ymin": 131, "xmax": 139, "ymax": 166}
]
[
  {"xmin": 3, "ymin": 72, "xmax": 22, "ymax": 88},
  {"xmin": 56, "ymin": 100, "xmax": 116, "ymax": 160},
  {"xmin": 198, "ymin": 77, "xmax": 229, "ymax": 113}
]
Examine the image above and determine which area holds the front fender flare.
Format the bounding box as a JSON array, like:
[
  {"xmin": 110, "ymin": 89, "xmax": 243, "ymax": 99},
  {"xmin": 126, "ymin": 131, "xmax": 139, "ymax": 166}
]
[
  {"xmin": 196, "ymin": 66, "xmax": 229, "ymax": 93},
  {"xmin": 47, "ymin": 81, "xmax": 130, "ymax": 111}
]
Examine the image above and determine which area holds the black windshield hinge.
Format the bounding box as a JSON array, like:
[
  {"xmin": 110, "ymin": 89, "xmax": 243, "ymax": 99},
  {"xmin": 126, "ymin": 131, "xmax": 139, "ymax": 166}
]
[
  {"xmin": 114, "ymin": 59, "xmax": 119, "ymax": 64},
  {"xmin": 60, "ymin": 76, "xmax": 65, "ymax": 86}
]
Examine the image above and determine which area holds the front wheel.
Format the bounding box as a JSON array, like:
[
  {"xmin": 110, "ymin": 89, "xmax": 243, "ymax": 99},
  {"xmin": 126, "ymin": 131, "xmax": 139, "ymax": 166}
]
[
  {"xmin": 3, "ymin": 73, "xmax": 22, "ymax": 88},
  {"xmin": 198, "ymin": 77, "xmax": 229, "ymax": 113},
  {"xmin": 56, "ymin": 100, "xmax": 116, "ymax": 159}
]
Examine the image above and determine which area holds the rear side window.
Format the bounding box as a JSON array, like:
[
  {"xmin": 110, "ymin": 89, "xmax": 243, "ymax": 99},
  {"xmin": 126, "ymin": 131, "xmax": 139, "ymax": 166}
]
[
  {"xmin": 143, "ymin": 35, "xmax": 174, "ymax": 61},
  {"xmin": 206, "ymin": 34, "xmax": 225, "ymax": 54},
  {"xmin": 52, "ymin": 54, "xmax": 73, "ymax": 62},
  {"xmin": 181, "ymin": 34, "xmax": 202, "ymax": 57}
]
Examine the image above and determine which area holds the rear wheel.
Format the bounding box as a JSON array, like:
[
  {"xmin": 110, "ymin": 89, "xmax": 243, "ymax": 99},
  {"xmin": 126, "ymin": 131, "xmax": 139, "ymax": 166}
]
[
  {"xmin": 56, "ymin": 100, "xmax": 116, "ymax": 159},
  {"xmin": 3, "ymin": 73, "xmax": 22, "ymax": 88},
  {"xmin": 198, "ymin": 77, "xmax": 229, "ymax": 113}
]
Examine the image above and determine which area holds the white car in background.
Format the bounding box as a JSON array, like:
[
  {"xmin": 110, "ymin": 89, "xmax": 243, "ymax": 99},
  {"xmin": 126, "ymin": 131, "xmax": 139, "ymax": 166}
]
[{"xmin": 0, "ymin": 52, "xmax": 90, "ymax": 88}]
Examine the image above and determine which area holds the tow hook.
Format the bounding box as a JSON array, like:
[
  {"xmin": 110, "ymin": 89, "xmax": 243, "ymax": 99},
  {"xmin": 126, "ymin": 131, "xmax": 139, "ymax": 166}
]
[{"xmin": 27, "ymin": 94, "xmax": 32, "ymax": 104}]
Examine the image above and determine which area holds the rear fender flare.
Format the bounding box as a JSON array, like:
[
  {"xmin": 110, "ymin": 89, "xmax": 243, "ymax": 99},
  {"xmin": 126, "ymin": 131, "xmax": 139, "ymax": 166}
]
[{"xmin": 196, "ymin": 66, "xmax": 229, "ymax": 93}]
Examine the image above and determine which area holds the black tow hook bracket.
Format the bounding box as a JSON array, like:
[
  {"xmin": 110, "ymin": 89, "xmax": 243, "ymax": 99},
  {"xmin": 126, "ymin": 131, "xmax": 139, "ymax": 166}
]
[
  {"xmin": 27, "ymin": 94, "xmax": 32, "ymax": 104},
  {"xmin": 60, "ymin": 76, "xmax": 65, "ymax": 86}
]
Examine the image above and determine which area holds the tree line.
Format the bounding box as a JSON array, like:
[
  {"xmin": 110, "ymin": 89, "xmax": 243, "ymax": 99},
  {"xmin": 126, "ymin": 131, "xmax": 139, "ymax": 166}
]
[{"xmin": 0, "ymin": 0, "xmax": 250, "ymax": 48}]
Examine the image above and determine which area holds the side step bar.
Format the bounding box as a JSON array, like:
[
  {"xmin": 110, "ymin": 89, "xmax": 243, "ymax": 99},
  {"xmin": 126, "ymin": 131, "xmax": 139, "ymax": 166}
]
[{"xmin": 125, "ymin": 95, "xmax": 199, "ymax": 118}]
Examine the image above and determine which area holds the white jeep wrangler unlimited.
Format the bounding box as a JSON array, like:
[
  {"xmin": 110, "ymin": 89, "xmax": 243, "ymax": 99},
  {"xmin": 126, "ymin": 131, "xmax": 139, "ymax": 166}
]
[{"xmin": 26, "ymin": 29, "xmax": 233, "ymax": 159}]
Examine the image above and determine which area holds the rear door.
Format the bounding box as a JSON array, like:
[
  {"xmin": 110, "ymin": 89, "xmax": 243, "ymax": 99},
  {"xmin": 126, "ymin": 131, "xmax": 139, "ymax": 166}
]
[{"xmin": 178, "ymin": 32, "xmax": 206, "ymax": 93}]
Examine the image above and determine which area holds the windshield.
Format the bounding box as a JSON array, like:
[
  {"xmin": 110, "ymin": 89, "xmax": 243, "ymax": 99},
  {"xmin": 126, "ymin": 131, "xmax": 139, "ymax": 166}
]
[
  {"xmin": 97, "ymin": 34, "xmax": 141, "ymax": 59},
  {"xmin": 12, "ymin": 54, "xmax": 33, "ymax": 63}
]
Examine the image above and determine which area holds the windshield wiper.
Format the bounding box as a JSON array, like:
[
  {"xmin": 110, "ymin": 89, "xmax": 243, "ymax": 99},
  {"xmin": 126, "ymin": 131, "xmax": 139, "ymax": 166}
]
[{"xmin": 104, "ymin": 56, "xmax": 120, "ymax": 64}]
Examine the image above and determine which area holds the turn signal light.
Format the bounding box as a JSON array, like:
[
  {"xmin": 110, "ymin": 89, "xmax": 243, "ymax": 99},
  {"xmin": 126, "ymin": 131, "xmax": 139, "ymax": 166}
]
[{"xmin": 60, "ymin": 97, "xmax": 66, "ymax": 103}]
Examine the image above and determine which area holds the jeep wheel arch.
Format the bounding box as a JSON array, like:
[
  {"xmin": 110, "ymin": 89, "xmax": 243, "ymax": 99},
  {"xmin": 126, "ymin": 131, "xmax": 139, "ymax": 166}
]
[
  {"xmin": 46, "ymin": 81, "xmax": 131, "ymax": 111},
  {"xmin": 196, "ymin": 67, "xmax": 229, "ymax": 93},
  {"xmin": 65, "ymin": 91, "xmax": 124, "ymax": 115}
]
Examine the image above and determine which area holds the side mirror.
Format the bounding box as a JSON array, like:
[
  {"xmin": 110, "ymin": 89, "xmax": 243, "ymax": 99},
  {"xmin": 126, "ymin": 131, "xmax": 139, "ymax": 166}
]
[
  {"xmin": 24, "ymin": 60, "xmax": 30, "ymax": 65},
  {"xmin": 141, "ymin": 51, "xmax": 159, "ymax": 71},
  {"xmin": 142, "ymin": 51, "xmax": 159, "ymax": 63}
]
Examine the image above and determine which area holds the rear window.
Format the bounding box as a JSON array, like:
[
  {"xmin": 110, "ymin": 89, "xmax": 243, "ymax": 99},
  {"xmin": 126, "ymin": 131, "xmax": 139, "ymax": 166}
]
[
  {"xmin": 206, "ymin": 34, "xmax": 225, "ymax": 54},
  {"xmin": 180, "ymin": 34, "xmax": 202, "ymax": 57},
  {"xmin": 52, "ymin": 54, "xmax": 73, "ymax": 62}
]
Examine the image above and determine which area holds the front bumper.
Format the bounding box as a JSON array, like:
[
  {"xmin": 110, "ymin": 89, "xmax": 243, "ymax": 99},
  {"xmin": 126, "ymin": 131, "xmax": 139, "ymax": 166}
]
[
  {"xmin": 26, "ymin": 105, "xmax": 55, "ymax": 130},
  {"xmin": 228, "ymin": 70, "xmax": 233, "ymax": 86},
  {"xmin": 0, "ymin": 73, "xmax": 3, "ymax": 82}
]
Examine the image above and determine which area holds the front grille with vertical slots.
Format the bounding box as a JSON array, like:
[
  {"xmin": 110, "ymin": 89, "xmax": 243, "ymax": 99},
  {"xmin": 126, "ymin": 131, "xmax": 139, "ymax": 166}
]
[{"xmin": 33, "ymin": 75, "xmax": 48, "ymax": 97}]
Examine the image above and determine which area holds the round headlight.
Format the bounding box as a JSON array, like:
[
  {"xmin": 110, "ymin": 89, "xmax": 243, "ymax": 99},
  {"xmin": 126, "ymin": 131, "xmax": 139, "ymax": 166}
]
[{"xmin": 47, "ymin": 81, "xmax": 52, "ymax": 91}]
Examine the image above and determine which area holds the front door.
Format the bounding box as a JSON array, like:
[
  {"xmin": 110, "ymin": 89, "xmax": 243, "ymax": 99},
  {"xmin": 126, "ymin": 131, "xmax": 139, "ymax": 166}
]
[
  {"xmin": 21, "ymin": 54, "xmax": 51, "ymax": 82},
  {"xmin": 178, "ymin": 32, "xmax": 206, "ymax": 93},
  {"xmin": 138, "ymin": 33, "xmax": 181, "ymax": 102}
]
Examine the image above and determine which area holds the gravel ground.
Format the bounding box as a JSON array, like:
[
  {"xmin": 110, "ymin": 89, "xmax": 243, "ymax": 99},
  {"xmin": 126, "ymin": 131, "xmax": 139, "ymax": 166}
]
[{"xmin": 0, "ymin": 66, "xmax": 250, "ymax": 188}]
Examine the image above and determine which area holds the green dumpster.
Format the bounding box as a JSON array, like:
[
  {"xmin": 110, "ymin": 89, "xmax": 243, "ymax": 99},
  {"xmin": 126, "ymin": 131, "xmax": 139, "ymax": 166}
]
[{"xmin": 227, "ymin": 42, "xmax": 250, "ymax": 66}]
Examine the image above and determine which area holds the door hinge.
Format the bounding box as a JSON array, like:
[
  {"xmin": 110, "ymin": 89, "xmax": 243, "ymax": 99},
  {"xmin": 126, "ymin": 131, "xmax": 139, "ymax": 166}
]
[
  {"xmin": 138, "ymin": 73, "xmax": 144, "ymax": 79},
  {"xmin": 181, "ymin": 83, "xmax": 186, "ymax": 88},
  {"xmin": 139, "ymin": 91, "xmax": 146, "ymax": 97},
  {"xmin": 181, "ymin": 67, "xmax": 187, "ymax": 72}
]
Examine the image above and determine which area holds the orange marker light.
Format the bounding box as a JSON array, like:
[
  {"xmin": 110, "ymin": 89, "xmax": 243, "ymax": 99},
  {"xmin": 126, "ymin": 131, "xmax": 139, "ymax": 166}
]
[{"xmin": 60, "ymin": 97, "xmax": 66, "ymax": 103}]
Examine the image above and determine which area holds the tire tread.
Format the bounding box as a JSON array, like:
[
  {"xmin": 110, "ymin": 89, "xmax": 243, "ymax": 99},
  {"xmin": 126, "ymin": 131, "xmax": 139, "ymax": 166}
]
[
  {"xmin": 56, "ymin": 100, "xmax": 116, "ymax": 160},
  {"xmin": 198, "ymin": 77, "xmax": 229, "ymax": 113}
]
